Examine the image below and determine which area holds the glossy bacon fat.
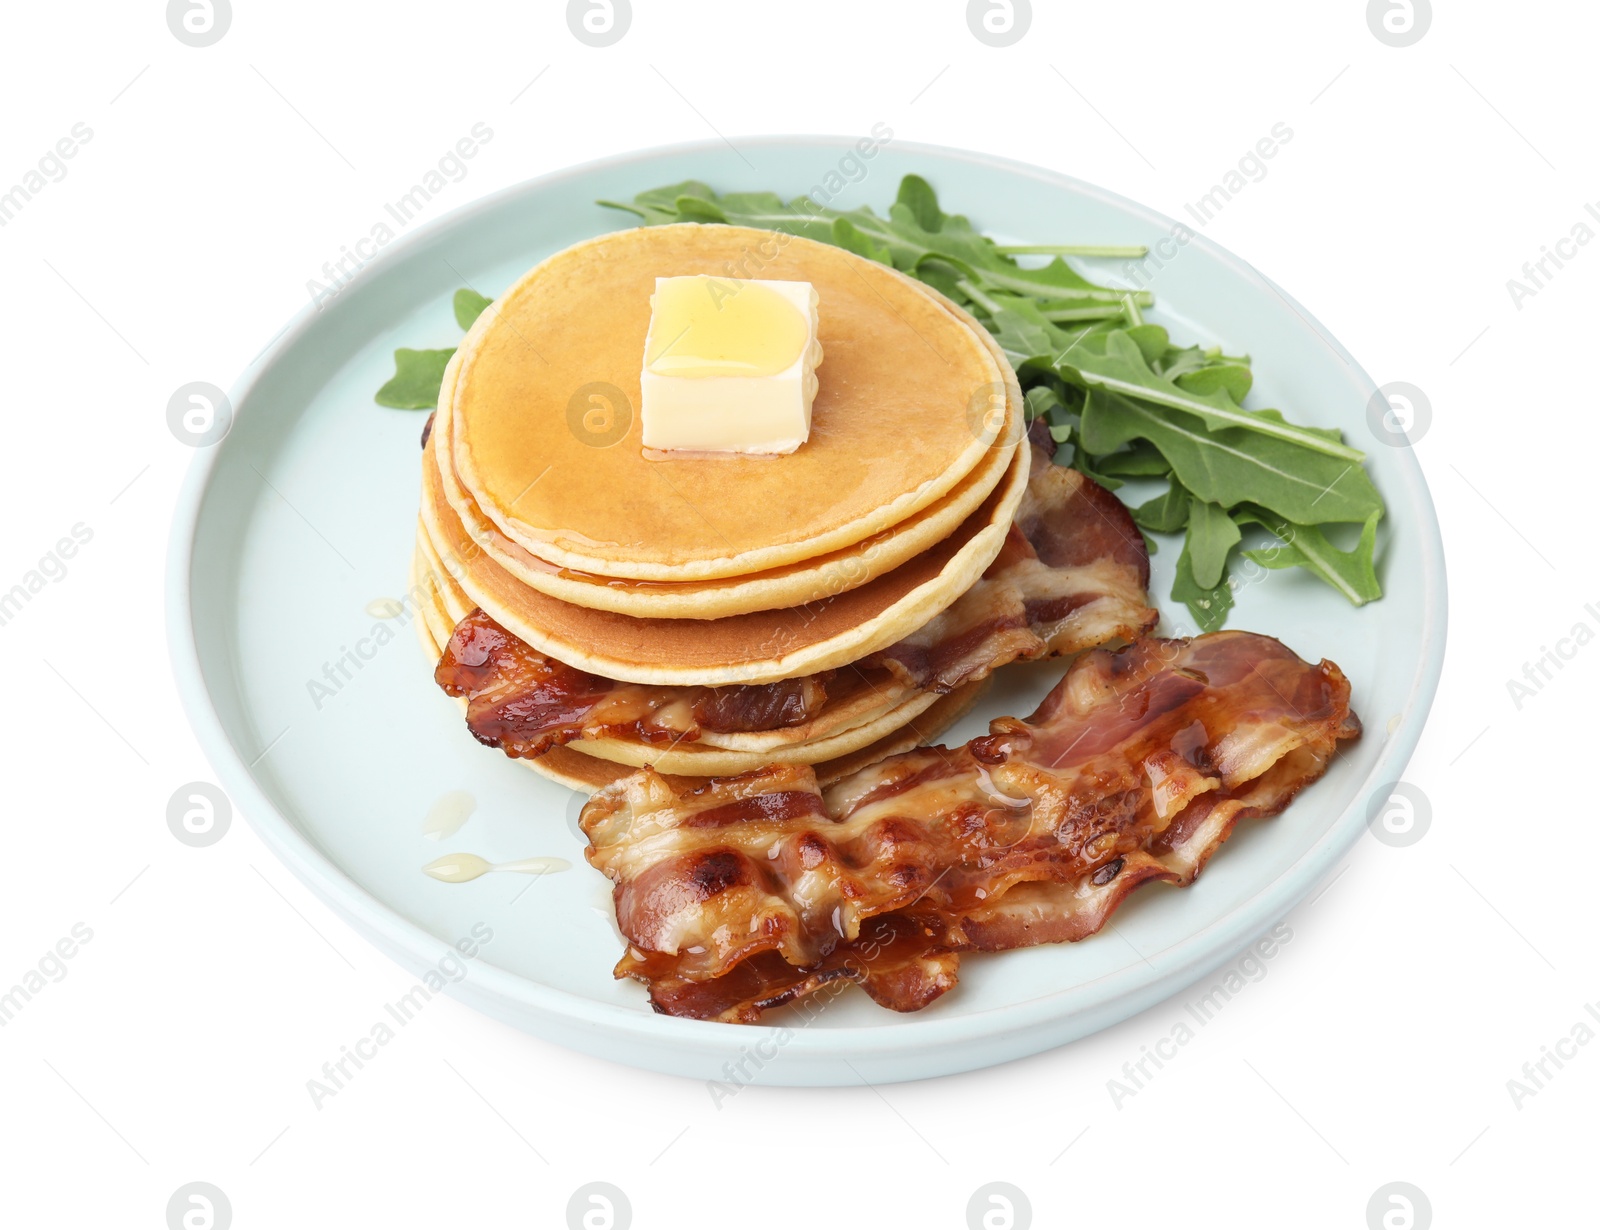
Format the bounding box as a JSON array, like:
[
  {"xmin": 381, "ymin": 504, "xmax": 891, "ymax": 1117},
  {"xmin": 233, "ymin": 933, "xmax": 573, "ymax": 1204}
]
[
  {"xmin": 580, "ymin": 632, "xmax": 1361, "ymax": 1022},
  {"xmin": 434, "ymin": 435, "xmax": 1157, "ymax": 758}
]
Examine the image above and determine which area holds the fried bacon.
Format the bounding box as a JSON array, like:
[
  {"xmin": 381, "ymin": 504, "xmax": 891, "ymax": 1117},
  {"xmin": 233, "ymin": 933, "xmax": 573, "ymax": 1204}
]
[
  {"xmin": 580, "ymin": 632, "xmax": 1361, "ymax": 1022},
  {"xmin": 434, "ymin": 611, "xmax": 848, "ymax": 757},
  {"xmin": 434, "ymin": 438, "xmax": 1157, "ymax": 758}
]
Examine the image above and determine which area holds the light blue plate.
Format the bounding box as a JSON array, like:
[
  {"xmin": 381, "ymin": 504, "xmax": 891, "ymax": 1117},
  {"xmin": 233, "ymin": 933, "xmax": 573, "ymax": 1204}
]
[{"xmin": 167, "ymin": 138, "xmax": 1446, "ymax": 1085}]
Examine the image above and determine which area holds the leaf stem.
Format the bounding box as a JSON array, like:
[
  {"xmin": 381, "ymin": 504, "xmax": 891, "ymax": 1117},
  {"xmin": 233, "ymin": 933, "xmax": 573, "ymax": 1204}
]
[
  {"xmin": 1040, "ymin": 304, "xmax": 1126, "ymax": 322},
  {"xmin": 954, "ymin": 278, "xmax": 1004, "ymax": 315},
  {"xmin": 1078, "ymin": 376, "xmax": 1367, "ymax": 462},
  {"xmin": 979, "ymin": 266, "xmax": 1145, "ymax": 304},
  {"xmin": 997, "ymin": 244, "xmax": 1149, "ymax": 258}
]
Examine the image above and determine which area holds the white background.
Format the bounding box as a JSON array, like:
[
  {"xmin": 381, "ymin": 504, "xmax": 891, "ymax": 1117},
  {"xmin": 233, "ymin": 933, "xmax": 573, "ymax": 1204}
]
[{"xmin": 2, "ymin": 1, "xmax": 1594, "ymax": 1227}]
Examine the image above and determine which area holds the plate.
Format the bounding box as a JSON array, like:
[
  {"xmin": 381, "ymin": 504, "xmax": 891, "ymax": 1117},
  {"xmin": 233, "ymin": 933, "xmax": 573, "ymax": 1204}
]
[{"xmin": 168, "ymin": 137, "xmax": 1446, "ymax": 1085}]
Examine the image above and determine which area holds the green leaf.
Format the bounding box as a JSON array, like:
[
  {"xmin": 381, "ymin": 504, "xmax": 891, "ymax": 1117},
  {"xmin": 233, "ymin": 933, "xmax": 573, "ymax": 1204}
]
[
  {"xmin": 673, "ymin": 194, "xmax": 730, "ymax": 224},
  {"xmin": 453, "ymin": 288, "xmax": 493, "ymax": 330},
  {"xmin": 1123, "ymin": 323, "xmax": 1170, "ymax": 367},
  {"xmin": 1172, "ymin": 536, "xmax": 1234, "ymax": 632},
  {"xmin": 1186, "ymin": 497, "xmax": 1242, "ymax": 589},
  {"xmin": 983, "ymin": 296, "xmax": 1071, "ymax": 371},
  {"xmin": 1175, "ymin": 362, "xmax": 1252, "ymax": 403},
  {"xmin": 894, "ymin": 174, "xmax": 945, "ymax": 231},
  {"xmin": 831, "ymin": 217, "xmax": 893, "ymax": 266},
  {"xmin": 1093, "ymin": 439, "xmax": 1171, "ymax": 478},
  {"xmin": 376, "ymin": 347, "xmax": 454, "ymax": 409},
  {"xmin": 602, "ymin": 176, "xmax": 1145, "ymax": 319},
  {"xmin": 1154, "ymin": 344, "xmax": 1208, "ymax": 381},
  {"xmin": 1249, "ymin": 408, "xmax": 1346, "ymax": 443},
  {"xmin": 1069, "ymin": 448, "xmax": 1124, "ymax": 491},
  {"xmin": 1055, "ymin": 330, "xmax": 1364, "ymax": 462},
  {"xmin": 1243, "ymin": 510, "xmax": 1383, "ymax": 605},
  {"xmin": 1080, "ymin": 388, "xmax": 1385, "ymax": 526},
  {"xmin": 1132, "ymin": 481, "xmax": 1191, "ymax": 533},
  {"xmin": 597, "ymin": 180, "xmax": 720, "ymax": 225},
  {"xmin": 1023, "ymin": 385, "xmax": 1065, "ymax": 420}
]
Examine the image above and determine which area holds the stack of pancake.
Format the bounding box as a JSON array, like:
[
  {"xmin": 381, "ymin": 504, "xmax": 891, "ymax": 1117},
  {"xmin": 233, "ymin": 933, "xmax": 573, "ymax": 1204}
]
[{"xmin": 412, "ymin": 224, "xmax": 1028, "ymax": 791}]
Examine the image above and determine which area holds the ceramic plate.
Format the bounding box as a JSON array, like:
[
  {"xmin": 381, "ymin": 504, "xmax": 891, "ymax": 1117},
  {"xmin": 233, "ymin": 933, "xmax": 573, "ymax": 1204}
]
[{"xmin": 168, "ymin": 137, "xmax": 1446, "ymax": 1085}]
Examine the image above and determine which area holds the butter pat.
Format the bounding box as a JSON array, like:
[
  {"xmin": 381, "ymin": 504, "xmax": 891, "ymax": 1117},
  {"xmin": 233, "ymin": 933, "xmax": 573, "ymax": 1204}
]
[{"xmin": 640, "ymin": 276, "xmax": 822, "ymax": 455}]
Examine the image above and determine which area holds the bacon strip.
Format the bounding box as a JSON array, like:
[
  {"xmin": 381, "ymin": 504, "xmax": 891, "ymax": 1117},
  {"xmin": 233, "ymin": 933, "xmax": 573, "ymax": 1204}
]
[
  {"xmin": 435, "ymin": 437, "xmax": 1157, "ymax": 758},
  {"xmin": 580, "ymin": 632, "xmax": 1361, "ymax": 1022},
  {"xmin": 434, "ymin": 613, "xmax": 840, "ymax": 757}
]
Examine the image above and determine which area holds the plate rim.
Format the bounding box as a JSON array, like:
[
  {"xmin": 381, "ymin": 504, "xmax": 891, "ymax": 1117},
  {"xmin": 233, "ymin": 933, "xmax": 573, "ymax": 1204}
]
[{"xmin": 166, "ymin": 135, "xmax": 1449, "ymax": 1082}]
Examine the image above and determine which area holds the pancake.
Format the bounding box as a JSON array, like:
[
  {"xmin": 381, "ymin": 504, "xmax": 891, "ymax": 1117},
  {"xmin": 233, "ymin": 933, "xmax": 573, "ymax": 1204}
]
[
  {"xmin": 411, "ymin": 581, "xmax": 986, "ymax": 793},
  {"xmin": 419, "ymin": 433, "xmax": 1030, "ymax": 686},
  {"xmin": 428, "ymin": 345, "xmax": 1020, "ymax": 619},
  {"xmin": 448, "ymin": 223, "xmax": 1016, "ymax": 581}
]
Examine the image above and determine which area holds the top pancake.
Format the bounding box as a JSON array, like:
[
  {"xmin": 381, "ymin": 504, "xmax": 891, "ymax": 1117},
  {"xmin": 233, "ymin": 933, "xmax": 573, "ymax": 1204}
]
[{"xmin": 449, "ymin": 224, "xmax": 1011, "ymax": 581}]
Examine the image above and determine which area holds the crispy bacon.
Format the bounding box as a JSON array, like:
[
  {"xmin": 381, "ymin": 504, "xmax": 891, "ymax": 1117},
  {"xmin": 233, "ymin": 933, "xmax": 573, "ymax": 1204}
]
[
  {"xmin": 435, "ymin": 612, "xmax": 848, "ymax": 757},
  {"xmin": 691, "ymin": 675, "xmax": 834, "ymax": 733},
  {"xmin": 434, "ymin": 441, "xmax": 1157, "ymax": 757},
  {"xmin": 580, "ymin": 632, "xmax": 1361, "ymax": 1022}
]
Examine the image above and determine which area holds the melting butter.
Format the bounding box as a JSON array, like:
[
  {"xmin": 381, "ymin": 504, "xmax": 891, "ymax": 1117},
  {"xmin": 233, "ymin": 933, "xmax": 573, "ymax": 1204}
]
[
  {"xmin": 422, "ymin": 853, "xmax": 571, "ymax": 884},
  {"xmin": 645, "ymin": 277, "xmax": 808, "ymax": 378}
]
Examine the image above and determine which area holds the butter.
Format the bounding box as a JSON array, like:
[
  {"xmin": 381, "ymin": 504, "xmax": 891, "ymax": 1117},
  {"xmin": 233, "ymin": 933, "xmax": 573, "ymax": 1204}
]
[{"xmin": 640, "ymin": 276, "xmax": 822, "ymax": 455}]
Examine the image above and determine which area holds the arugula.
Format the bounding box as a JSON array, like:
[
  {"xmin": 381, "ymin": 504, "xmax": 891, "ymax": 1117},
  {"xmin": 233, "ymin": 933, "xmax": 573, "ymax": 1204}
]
[
  {"xmin": 1093, "ymin": 439, "xmax": 1169, "ymax": 478},
  {"xmin": 375, "ymin": 348, "xmax": 455, "ymax": 410},
  {"xmin": 601, "ymin": 176, "xmax": 1157, "ymax": 327},
  {"xmin": 1242, "ymin": 508, "xmax": 1383, "ymax": 605},
  {"xmin": 375, "ymin": 290, "xmax": 497, "ymax": 409},
  {"xmin": 1079, "ymin": 389, "xmax": 1382, "ymax": 525},
  {"xmin": 1132, "ymin": 481, "xmax": 1191, "ymax": 534},
  {"xmin": 1186, "ymin": 498, "xmax": 1241, "ymax": 590},
  {"xmin": 1172, "ymin": 533, "xmax": 1235, "ymax": 632},
  {"xmin": 454, "ymin": 288, "xmax": 493, "ymax": 330}
]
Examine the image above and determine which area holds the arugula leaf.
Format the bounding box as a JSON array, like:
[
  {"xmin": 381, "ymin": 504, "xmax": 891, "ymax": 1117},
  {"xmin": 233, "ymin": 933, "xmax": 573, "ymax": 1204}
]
[
  {"xmin": 598, "ymin": 180, "xmax": 723, "ymax": 226},
  {"xmin": 1132, "ymin": 482, "xmax": 1191, "ymax": 534},
  {"xmin": 454, "ymin": 289, "xmax": 493, "ymax": 330},
  {"xmin": 1186, "ymin": 497, "xmax": 1242, "ymax": 589},
  {"xmin": 1243, "ymin": 510, "xmax": 1383, "ymax": 605},
  {"xmin": 1094, "ymin": 439, "xmax": 1171, "ymax": 478},
  {"xmin": 376, "ymin": 285, "xmax": 490, "ymax": 408},
  {"xmin": 983, "ymin": 297, "xmax": 1071, "ymax": 372},
  {"xmin": 831, "ymin": 217, "xmax": 893, "ymax": 266},
  {"xmin": 1054, "ymin": 330, "xmax": 1363, "ymax": 462},
  {"xmin": 1071, "ymin": 458, "xmax": 1124, "ymax": 491},
  {"xmin": 973, "ymin": 299, "xmax": 1360, "ymax": 464},
  {"xmin": 601, "ymin": 181, "xmax": 1151, "ymax": 326},
  {"xmin": 894, "ymin": 173, "xmax": 945, "ymax": 232},
  {"xmin": 1172, "ymin": 535, "xmax": 1234, "ymax": 632},
  {"xmin": 1123, "ymin": 323, "xmax": 1170, "ymax": 366},
  {"xmin": 376, "ymin": 347, "xmax": 454, "ymax": 410},
  {"xmin": 1023, "ymin": 385, "xmax": 1073, "ymax": 449},
  {"xmin": 1023, "ymin": 385, "xmax": 1065, "ymax": 421},
  {"xmin": 1175, "ymin": 363, "xmax": 1252, "ymax": 403},
  {"xmin": 1080, "ymin": 388, "xmax": 1384, "ymax": 526}
]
